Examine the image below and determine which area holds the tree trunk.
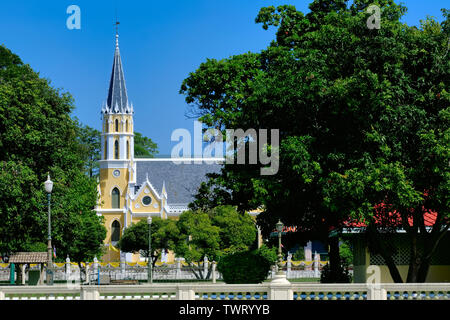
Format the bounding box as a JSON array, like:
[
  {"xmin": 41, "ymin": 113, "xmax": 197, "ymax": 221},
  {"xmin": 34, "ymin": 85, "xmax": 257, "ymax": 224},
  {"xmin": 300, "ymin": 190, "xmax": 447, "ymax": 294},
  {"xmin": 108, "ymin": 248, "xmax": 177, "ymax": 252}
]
[
  {"xmin": 406, "ymin": 233, "xmax": 420, "ymax": 283},
  {"xmin": 327, "ymin": 236, "xmax": 341, "ymax": 282},
  {"xmin": 367, "ymin": 227, "xmax": 404, "ymax": 283}
]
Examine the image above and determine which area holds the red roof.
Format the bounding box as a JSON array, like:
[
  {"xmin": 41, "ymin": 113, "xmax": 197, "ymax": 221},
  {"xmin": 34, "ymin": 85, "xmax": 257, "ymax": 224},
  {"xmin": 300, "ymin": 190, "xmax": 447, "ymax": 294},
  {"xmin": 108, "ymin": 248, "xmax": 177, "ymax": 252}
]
[{"xmin": 343, "ymin": 203, "xmax": 438, "ymax": 228}]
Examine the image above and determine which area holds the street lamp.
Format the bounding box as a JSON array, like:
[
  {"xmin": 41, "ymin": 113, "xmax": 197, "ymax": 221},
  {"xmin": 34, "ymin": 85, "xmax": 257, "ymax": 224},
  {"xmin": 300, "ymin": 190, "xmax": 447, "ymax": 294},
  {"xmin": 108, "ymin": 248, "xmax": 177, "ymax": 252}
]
[
  {"xmin": 147, "ymin": 216, "xmax": 153, "ymax": 284},
  {"xmin": 276, "ymin": 220, "xmax": 284, "ymax": 275},
  {"xmin": 44, "ymin": 174, "xmax": 53, "ymax": 286},
  {"xmin": 271, "ymin": 219, "xmax": 290, "ymax": 284}
]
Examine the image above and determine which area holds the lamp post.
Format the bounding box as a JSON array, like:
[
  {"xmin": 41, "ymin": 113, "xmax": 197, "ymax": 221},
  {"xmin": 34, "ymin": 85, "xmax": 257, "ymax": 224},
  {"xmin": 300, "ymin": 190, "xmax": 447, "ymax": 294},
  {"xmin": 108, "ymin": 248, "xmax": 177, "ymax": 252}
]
[
  {"xmin": 276, "ymin": 220, "xmax": 284, "ymax": 274},
  {"xmin": 271, "ymin": 220, "xmax": 289, "ymax": 284},
  {"xmin": 44, "ymin": 174, "xmax": 53, "ymax": 286},
  {"xmin": 147, "ymin": 216, "xmax": 153, "ymax": 284}
]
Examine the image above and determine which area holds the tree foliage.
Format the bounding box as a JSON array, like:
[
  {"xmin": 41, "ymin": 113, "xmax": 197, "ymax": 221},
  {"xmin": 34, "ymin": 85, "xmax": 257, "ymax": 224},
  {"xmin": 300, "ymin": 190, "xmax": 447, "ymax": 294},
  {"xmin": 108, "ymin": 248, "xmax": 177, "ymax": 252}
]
[
  {"xmin": 173, "ymin": 206, "xmax": 257, "ymax": 279},
  {"xmin": 180, "ymin": 0, "xmax": 450, "ymax": 282},
  {"xmin": 0, "ymin": 45, "xmax": 106, "ymax": 262},
  {"xmin": 117, "ymin": 218, "xmax": 178, "ymax": 266}
]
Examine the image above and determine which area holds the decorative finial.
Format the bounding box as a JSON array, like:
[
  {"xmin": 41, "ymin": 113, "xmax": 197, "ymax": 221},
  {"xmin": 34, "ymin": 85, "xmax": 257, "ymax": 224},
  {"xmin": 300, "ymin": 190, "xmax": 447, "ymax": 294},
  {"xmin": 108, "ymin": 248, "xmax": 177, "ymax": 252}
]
[{"xmin": 114, "ymin": 21, "xmax": 120, "ymax": 48}]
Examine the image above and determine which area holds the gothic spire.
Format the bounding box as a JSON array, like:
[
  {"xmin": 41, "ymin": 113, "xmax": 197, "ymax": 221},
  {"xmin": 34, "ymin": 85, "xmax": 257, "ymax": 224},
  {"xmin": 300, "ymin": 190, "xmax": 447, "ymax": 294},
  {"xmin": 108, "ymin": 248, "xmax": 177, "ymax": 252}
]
[{"xmin": 105, "ymin": 30, "xmax": 130, "ymax": 114}]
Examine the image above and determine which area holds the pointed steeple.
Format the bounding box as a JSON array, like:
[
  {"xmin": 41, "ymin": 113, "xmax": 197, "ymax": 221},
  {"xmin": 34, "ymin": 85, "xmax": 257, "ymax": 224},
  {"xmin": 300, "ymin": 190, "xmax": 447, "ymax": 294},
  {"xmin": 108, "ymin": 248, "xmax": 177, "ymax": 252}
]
[{"xmin": 106, "ymin": 33, "xmax": 130, "ymax": 114}]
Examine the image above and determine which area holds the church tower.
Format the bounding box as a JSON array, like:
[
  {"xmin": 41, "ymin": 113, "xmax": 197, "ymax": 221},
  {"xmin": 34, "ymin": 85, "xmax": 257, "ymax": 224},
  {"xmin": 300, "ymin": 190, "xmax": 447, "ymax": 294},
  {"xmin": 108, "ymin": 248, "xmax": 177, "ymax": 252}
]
[{"xmin": 97, "ymin": 32, "xmax": 136, "ymax": 261}]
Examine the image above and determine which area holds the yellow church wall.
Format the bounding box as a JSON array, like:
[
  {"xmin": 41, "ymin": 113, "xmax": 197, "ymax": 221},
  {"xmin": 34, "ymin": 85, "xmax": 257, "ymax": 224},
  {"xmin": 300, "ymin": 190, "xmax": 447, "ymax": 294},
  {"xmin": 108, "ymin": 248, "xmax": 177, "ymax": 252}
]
[
  {"xmin": 130, "ymin": 188, "xmax": 161, "ymax": 213},
  {"xmin": 101, "ymin": 213, "xmax": 124, "ymax": 262},
  {"xmin": 99, "ymin": 168, "xmax": 130, "ymax": 209},
  {"xmin": 105, "ymin": 114, "xmax": 133, "ymax": 133}
]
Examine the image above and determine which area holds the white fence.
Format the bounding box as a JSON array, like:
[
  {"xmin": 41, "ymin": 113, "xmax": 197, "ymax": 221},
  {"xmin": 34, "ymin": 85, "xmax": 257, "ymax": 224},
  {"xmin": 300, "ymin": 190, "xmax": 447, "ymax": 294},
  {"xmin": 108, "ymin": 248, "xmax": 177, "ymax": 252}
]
[
  {"xmin": 0, "ymin": 283, "xmax": 448, "ymax": 300},
  {"xmin": 0, "ymin": 256, "xmax": 330, "ymax": 283}
]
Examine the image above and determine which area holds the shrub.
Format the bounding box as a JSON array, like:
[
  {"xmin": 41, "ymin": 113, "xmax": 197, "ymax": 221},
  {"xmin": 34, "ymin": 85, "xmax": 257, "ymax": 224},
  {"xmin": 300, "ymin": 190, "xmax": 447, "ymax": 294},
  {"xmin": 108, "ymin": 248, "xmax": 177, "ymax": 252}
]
[
  {"xmin": 320, "ymin": 261, "xmax": 352, "ymax": 283},
  {"xmin": 217, "ymin": 246, "xmax": 276, "ymax": 284}
]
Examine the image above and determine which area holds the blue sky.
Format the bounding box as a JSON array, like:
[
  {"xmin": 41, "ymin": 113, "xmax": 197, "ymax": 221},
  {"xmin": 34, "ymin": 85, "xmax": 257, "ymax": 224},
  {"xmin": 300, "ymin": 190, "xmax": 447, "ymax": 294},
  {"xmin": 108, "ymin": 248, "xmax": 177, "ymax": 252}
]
[{"xmin": 0, "ymin": 1, "xmax": 447, "ymax": 156}]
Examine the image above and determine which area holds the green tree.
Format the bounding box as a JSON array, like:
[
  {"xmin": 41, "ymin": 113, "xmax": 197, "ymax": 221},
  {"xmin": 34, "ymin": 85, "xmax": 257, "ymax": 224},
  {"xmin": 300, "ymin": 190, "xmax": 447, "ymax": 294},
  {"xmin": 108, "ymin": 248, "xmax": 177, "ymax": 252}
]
[
  {"xmin": 0, "ymin": 45, "xmax": 106, "ymax": 265},
  {"xmin": 174, "ymin": 206, "xmax": 257, "ymax": 279},
  {"xmin": 117, "ymin": 218, "xmax": 178, "ymax": 267},
  {"xmin": 180, "ymin": 1, "xmax": 449, "ymax": 283},
  {"xmin": 134, "ymin": 132, "xmax": 159, "ymax": 158},
  {"xmin": 75, "ymin": 120, "xmax": 101, "ymax": 179}
]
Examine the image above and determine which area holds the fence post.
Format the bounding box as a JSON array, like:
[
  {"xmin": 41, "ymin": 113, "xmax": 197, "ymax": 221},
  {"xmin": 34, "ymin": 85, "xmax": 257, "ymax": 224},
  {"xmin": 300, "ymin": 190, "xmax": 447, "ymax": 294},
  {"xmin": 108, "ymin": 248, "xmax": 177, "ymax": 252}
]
[
  {"xmin": 120, "ymin": 259, "xmax": 126, "ymax": 280},
  {"xmin": 65, "ymin": 256, "xmax": 71, "ymax": 281},
  {"xmin": 287, "ymin": 253, "xmax": 292, "ymax": 279},
  {"xmin": 367, "ymin": 284, "xmax": 387, "ymax": 300},
  {"xmin": 176, "ymin": 258, "xmax": 181, "ymax": 280},
  {"xmin": 314, "ymin": 252, "xmax": 319, "ymax": 278},
  {"xmin": 93, "ymin": 257, "xmax": 98, "ymax": 283},
  {"xmin": 176, "ymin": 285, "xmax": 195, "ymax": 300},
  {"xmin": 212, "ymin": 261, "xmax": 216, "ymax": 284},
  {"xmin": 203, "ymin": 256, "xmax": 208, "ymax": 278},
  {"xmin": 81, "ymin": 287, "xmax": 100, "ymax": 300},
  {"xmin": 268, "ymin": 283, "xmax": 293, "ymax": 300}
]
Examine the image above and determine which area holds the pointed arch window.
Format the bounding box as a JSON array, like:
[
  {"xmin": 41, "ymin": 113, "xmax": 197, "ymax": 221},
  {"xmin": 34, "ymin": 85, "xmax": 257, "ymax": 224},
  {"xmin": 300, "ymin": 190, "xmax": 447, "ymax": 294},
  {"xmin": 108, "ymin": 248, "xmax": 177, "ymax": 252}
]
[
  {"xmin": 115, "ymin": 119, "xmax": 119, "ymax": 132},
  {"xmin": 114, "ymin": 140, "xmax": 119, "ymax": 159},
  {"xmin": 111, "ymin": 188, "xmax": 120, "ymax": 209},
  {"xmin": 126, "ymin": 140, "xmax": 130, "ymax": 159},
  {"xmin": 125, "ymin": 120, "xmax": 129, "ymax": 132},
  {"xmin": 111, "ymin": 220, "xmax": 121, "ymax": 242}
]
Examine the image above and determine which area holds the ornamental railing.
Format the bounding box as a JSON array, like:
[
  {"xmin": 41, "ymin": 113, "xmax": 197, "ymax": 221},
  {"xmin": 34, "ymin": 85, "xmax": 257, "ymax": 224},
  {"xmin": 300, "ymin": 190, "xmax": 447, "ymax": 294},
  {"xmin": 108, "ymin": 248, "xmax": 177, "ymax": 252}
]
[{"xmin": 0, "ymin": 283, "xmax": 449, "ymax": 300}]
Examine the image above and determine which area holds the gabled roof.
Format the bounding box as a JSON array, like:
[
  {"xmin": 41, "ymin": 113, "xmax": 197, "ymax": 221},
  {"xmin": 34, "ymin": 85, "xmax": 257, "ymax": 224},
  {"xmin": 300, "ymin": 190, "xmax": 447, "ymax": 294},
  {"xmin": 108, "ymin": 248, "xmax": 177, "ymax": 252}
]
[
  {"xmin": 9, "ymin": 252, "xmax": 47, "ymax": 264},
  {"xmin": 104, "ymin": 34, "xmax": 131, "ymax": 114},
  {"xmin": 135, "ymin": 159, "xmax": 222, "ymax": 205}
]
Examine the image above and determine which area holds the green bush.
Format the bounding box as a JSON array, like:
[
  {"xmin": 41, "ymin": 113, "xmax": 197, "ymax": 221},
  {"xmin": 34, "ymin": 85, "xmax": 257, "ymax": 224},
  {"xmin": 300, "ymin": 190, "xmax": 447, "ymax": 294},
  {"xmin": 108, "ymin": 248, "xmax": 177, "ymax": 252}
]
[
  {"xmin": 320, "ymin": 261, "xmax": 352, "ymax": 283},
  {"xmin": 217, "ymin": 246, "xmax": 276, "ymax": 284}
]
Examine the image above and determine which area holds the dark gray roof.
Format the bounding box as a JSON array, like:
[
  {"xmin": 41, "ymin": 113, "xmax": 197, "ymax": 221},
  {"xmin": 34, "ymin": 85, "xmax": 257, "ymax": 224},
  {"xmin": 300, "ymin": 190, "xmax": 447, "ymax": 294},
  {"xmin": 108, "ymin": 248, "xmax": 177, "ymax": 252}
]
[
  {"xmin": 105, "ymin": 35, "xmax": 130, "ymax": 114},
  {"xmin": 136, "ymin": 160, "xmax": 222, "ymax": 204}
]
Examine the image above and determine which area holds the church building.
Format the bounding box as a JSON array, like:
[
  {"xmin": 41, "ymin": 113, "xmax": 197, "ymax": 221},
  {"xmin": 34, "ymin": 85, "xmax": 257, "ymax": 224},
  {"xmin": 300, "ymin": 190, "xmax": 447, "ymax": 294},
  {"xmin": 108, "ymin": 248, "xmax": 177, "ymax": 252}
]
[{"xmin": 95, "ymin": 33, "xmax": 222, "ymax": 263}]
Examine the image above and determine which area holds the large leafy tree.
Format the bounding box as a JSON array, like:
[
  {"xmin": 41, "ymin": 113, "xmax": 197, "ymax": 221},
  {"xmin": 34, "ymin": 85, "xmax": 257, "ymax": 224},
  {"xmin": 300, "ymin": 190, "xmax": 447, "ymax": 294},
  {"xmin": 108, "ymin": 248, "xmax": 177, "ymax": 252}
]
[
  {"xmin": 0, "ymin": 45, "xmax": 106, "ymax": 262},
  {"xmin": 181, "ymin": 0, "xmax": 449, "ymax": 282},
  {"xmin": 134, "ymin": 132, "xmax": 159, "ymax": 158},
  {"xmin": 174, "ymin": 206, "xmax": 257, "ymax": 279},
  {"xmin": 117, "ymin": 218, "xmax": 178, "ymax": 267}
]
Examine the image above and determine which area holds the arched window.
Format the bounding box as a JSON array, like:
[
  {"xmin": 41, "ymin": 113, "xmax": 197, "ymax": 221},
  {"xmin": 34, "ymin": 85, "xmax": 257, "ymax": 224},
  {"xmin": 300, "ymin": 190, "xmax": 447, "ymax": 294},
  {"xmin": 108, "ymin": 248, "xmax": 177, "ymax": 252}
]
[
  {"xmin": 126, "ymin": 140, "xmax": 130, "ymax": 159},
  {"xmin": 114, "ymin": 140, "xmax": 119, "ymax": 159},
  {"xmin": 111, "ymin": 188, "xmax": 120, "ymax": 209},
  {"xmin": 104, "ymin": 141, "xmax": 108, "ymax": 159},
  {"xmin": 111, "ymin": 220, "xmax": 120, "ymax": 242},
  {"xmin": 115, "ymin": 119, "xmax": 119, "ymax": 132},
  {"xmin": 105, "ymin": 119, "xmax": 109, "ymax": 133},
  {"xmin": 125, "ymin": 120, "xmax": 128, "ymax": 132}
]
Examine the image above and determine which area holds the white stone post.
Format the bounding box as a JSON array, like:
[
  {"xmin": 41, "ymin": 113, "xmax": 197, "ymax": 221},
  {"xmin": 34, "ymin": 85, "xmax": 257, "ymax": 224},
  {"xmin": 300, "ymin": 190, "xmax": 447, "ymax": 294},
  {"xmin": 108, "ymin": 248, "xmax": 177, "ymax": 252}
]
[
  {"xmin": 203, "ymin": 256, "xmax": 208, "ymax": 279},
  {"xmin": 176, "ymin": 258, "xmax": 181, "ymax": 279},
  {"xmin": 81, "ymin": 287, "xmax": 100, "ymax": 300},
  {"xmin": 367, "ymin": 284, "xmax": 387, "ymax": 300},
  {"xmin": 65, "ymin": 256, "xmax": 71, "ymax": 281},
  {"xmin": 0, "ymin": 290, "xmax": 4, "ymax": 300},
  {"xmin": 93, "ymin": 257, "xmax": 98, "ymax": 283},
  {"xmin": 211, "ymin": 261, "xmax": 216, "ymax": 284},
  {"xmin": 268, "ymin": 282, "xmax": 293, "ymax": 300},
  {"xmin": 314, "ymin": 251, "xmax": 319, "ymax": 278},
  {"xmin": 176, "ymin": 285, "xmax": 195, "ymax": 300},
  {"xmin": 120, "ymin": 257, "xmax": 126, "ymax": 280},
  {"xmin": 287, "ymin": 253, "xmax": 292, "ymax": 279}
]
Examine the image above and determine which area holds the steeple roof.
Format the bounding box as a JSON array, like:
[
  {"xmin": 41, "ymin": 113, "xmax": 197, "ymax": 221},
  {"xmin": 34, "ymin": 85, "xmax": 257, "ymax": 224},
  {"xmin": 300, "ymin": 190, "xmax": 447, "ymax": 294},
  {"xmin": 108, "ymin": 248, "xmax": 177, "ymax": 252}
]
[{"xmin": 104, "ymin": 34, "xmax": 132, "ymax": 114}]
